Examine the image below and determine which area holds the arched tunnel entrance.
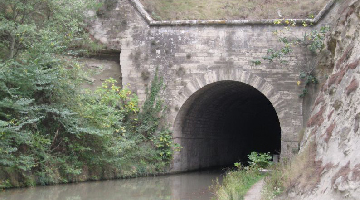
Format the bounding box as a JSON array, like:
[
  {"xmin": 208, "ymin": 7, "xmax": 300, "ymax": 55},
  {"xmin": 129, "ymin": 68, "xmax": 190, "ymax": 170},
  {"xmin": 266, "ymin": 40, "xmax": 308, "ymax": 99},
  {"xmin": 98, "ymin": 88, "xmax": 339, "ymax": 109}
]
[{"xmin": 172, "ymin": 81, "xmax": 281, "ymax": 171}]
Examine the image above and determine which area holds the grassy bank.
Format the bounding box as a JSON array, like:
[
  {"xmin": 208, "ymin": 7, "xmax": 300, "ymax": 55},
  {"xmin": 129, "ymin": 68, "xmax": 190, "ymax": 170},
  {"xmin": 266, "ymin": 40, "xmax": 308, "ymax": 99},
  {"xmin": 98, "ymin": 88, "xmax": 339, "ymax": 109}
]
[
  {"xmin": 212, "ymin": 152, "xmax": 272, "ymax": 200},
  {"xmin": 139, "ymin": 0, "xmax": 328, "ymax": 20},
  {"xmin": 211, "ymin": 143, "xmax": 323, "ymax": 200},
  {"xmin": 212, "ymin": 168, "xmax": 265, "ymax": 200}
]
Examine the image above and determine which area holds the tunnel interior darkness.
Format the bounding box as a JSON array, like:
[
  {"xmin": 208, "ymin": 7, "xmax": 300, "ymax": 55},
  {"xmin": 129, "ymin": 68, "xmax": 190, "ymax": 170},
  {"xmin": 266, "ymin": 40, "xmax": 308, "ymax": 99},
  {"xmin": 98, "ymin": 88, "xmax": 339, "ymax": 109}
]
[{"xmin": 176, "ymin": 81, "xmax": 281, "ymax": 170}]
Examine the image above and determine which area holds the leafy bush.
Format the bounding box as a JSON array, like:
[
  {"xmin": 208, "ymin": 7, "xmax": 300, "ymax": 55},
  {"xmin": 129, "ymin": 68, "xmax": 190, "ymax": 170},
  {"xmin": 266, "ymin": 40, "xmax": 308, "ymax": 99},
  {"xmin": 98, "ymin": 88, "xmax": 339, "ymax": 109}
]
[
  {"xmin": 0, "ymin": 0, "xmax": 104, "ymax": 185},
  {"xmin": 248, "ymin": 152, "xmax": 272, "ymax": 169}
]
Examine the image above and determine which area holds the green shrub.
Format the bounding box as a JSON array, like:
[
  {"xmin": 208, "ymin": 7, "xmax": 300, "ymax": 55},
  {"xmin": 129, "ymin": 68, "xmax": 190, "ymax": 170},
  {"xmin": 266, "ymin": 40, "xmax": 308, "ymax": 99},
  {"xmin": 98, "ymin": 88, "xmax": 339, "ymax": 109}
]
[{"xmin": 248, "ymin": 152, "xmax": 272, "ymax": 169}]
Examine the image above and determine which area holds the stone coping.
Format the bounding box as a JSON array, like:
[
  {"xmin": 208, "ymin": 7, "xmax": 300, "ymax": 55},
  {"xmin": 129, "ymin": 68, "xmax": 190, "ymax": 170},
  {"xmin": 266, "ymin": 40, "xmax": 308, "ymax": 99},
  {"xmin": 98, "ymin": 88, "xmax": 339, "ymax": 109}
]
[{"xmin": 129, "ymin": 0, "xmax": 335, "ymax": 26}]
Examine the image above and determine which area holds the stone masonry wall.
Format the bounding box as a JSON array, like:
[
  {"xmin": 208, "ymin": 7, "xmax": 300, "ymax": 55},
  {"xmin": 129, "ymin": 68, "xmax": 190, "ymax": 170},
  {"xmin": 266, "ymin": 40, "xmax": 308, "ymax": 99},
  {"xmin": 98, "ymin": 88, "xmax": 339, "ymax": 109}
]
[{"xmin": 87, "ymin": 0, "xmax": 338, "ymax": 171}]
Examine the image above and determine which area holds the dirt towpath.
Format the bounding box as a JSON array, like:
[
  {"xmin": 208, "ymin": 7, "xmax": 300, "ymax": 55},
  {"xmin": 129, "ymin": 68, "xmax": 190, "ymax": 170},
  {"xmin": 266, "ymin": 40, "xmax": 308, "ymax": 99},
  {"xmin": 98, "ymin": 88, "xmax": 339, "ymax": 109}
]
[{"xmin": 244, "ymin": 178, "xmax": 265, "ymax": 200}]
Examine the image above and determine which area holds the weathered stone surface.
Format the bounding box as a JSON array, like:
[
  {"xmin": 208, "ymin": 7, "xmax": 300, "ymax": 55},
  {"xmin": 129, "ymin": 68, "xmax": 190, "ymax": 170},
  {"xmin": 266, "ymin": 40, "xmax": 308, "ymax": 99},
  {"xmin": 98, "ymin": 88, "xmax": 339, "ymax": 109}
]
[
  {"xmin": 324, "ymin": 122, "xmax": 336, "ymax": 143},
  {"xmin": 345, "ymin": 78, "xmax": 359, "ymax": 95},
  {"xmin": 307, "ymin": 105, "xmax": 326, "ymax": 127},
  {"xmin": 293, "ymin": 0, "xmax": 360, "ymax": 199}
]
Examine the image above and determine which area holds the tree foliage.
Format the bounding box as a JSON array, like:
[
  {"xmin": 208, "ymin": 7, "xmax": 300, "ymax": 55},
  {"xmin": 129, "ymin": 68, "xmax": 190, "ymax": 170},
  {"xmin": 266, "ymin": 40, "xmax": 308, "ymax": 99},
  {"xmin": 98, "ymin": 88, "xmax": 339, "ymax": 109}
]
[
  {"xmin": 0, "ymin": 0, "xmax": 98, "ymax": 59},
  {"xmin": 0, "ymin": 0, "xmax": 98, "ymax": 179},
  {"xmin": 0, "ymin": 0, "xmax": 177, "ymax": 187}
]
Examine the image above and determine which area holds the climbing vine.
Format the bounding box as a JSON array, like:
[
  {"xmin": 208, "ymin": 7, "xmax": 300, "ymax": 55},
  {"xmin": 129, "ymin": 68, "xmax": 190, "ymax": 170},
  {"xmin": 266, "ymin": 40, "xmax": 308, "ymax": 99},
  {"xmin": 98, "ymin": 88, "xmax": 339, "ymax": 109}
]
[{"xmin": 136, "ymin": 68, "xmax": 181, "ymax": 164}]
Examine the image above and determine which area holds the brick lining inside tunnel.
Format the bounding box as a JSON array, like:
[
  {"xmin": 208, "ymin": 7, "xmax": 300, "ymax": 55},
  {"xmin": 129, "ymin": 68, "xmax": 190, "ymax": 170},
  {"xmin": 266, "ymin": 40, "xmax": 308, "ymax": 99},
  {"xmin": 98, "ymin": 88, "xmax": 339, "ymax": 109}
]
[{"xmin": 172, "ymin": 81, "xmax": 281, "ymax": 171}]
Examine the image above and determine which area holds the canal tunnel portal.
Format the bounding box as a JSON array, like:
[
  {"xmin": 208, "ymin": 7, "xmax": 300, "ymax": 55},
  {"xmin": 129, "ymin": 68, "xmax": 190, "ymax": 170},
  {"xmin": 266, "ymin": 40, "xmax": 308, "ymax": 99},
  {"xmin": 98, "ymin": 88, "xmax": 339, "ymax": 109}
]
[
  {"xmin": 87, "ymin": 0, "xmax": 335, "ymax": 173},
  {"xmin": 172, "ymin": 81, "xmax": 281, "ymax": 171}
]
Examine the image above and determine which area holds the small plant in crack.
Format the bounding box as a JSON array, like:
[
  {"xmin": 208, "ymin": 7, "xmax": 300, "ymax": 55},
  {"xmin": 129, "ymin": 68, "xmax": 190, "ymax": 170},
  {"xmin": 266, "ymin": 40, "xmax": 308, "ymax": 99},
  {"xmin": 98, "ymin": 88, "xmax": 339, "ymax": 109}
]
[
  {"xmin": 252, "ymin": 60, "xmax": 262, "ymax": 65},
  {"xmin": 298, "ymin": 70, "xmax": 318, "ymax": 98}
]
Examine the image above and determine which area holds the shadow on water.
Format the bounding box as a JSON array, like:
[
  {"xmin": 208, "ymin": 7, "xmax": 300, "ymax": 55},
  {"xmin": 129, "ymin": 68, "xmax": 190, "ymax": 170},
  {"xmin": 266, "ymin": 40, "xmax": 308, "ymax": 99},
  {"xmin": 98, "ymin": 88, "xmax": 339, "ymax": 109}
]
[{"xmin": 0, "ymin": 169, "xmax": 224, "ymax": 200}]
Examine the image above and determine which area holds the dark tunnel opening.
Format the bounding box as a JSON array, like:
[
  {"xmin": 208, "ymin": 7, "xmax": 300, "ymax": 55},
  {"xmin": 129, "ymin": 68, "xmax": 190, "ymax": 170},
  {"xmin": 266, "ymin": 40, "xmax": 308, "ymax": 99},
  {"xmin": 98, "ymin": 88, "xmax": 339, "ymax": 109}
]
[{"xmin": 175, "ymin": 81, "xmax": 281, "ymax": 171}]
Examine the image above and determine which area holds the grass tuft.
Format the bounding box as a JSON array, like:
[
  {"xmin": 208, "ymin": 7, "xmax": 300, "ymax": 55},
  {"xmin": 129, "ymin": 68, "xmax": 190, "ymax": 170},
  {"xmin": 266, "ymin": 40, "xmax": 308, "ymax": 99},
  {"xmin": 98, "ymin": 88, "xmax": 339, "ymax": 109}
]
[{"xmin": 261, "ymin": 140, "xmax": 323, "ymax": 199}]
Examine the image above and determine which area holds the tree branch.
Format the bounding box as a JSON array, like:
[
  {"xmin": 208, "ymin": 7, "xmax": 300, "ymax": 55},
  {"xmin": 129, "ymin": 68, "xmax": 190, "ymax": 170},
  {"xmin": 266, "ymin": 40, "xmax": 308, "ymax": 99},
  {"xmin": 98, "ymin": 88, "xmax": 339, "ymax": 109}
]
[{"xmin": 9, "ymin": 34, "xmax": 16, "ymax": 59}]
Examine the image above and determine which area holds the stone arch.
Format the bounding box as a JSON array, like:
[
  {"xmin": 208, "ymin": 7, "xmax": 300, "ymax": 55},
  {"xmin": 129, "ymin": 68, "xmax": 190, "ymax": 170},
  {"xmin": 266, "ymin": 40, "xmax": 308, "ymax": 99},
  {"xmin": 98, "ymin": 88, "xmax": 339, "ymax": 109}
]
[
  {"xmin": 173, "ymin": 68, "xmax": 285, "ymax": 137},
  {"xmin": 171, "ymin": 68, "xmax": 285, "ymax": 172}
]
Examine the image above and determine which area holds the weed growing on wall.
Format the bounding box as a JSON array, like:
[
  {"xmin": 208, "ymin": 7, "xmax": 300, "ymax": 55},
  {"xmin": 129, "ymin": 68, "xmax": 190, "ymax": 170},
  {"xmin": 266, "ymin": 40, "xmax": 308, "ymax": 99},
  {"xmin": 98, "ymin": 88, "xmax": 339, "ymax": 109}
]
[
  {"xmin": 136, "ymin": 69, "xmax": 181, "ymax": 164},
  {"xmin": 254, "ymin": 21, "xmax": 329, "ymax": 97},
  {"xmin": 136, "ymin": 70, "xmax": 166, "ymax": 138}
]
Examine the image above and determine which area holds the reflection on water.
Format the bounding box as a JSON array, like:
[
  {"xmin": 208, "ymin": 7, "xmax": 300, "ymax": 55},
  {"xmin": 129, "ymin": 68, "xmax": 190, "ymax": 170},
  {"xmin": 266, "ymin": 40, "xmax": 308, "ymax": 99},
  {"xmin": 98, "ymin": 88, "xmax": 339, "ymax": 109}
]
[{"xmin": 0, "ymin": 170, "xmax": 223, "ymax": 200}]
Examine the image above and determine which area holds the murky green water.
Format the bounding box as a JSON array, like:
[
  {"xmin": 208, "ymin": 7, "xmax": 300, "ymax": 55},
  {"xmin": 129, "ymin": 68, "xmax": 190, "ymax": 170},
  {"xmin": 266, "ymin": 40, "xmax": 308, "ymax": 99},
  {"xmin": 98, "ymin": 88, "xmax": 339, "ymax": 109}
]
[{"xmin": 0, "ymin": 170, "xmax": 224, "ymax": 200}]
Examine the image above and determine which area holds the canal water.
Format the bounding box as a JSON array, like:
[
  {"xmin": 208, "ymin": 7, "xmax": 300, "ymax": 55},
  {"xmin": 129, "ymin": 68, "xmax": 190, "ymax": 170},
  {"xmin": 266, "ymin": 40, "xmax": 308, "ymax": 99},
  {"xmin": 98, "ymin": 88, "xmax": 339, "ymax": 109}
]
[{"xmin": 0, "ymin": 170, "xmax": 224, "ymax": 200}]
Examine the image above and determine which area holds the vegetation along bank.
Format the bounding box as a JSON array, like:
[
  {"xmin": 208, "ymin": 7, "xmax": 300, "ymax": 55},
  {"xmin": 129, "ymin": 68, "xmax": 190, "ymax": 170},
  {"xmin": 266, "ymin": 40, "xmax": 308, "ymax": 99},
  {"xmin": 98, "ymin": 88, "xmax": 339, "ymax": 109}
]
[{"xmin": 0, "ymin": 0, "xmax": 179, "ymax": 188}]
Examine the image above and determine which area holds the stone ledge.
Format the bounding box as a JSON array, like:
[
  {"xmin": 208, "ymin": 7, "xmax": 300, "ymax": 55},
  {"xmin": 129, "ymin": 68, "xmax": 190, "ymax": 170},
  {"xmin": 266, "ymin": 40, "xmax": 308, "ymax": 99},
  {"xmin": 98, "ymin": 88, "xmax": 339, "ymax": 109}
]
[{"xmin": 129, "ymin": 0, "xmax": 335, "ymax": 26}]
